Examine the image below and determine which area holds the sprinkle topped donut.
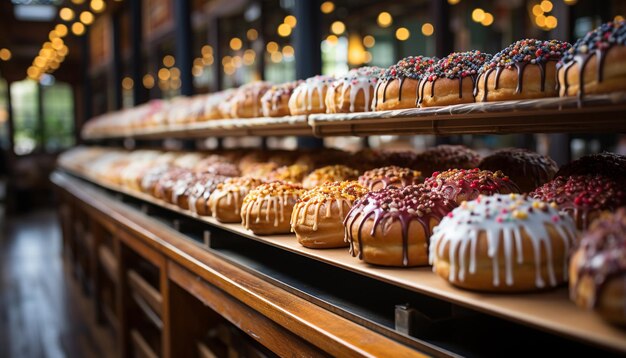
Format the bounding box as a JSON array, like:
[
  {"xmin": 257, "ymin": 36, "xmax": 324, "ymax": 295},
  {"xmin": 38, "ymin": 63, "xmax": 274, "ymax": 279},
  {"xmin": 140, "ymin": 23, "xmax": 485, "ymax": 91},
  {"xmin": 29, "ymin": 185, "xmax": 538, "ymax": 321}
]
[
  {"xmin": 476, "ymin": 39, "xmax": 571, "ymax": 101},
  {"xmin": 358, "ymin": 166, "xmax": 423, "ymax": 191},
  {"xmin": 558, "ymin": 20, "xmax": 626, "ymax": 98},
  {"xmin": 570, "ymin": 208, "xmax": 626, "ymax": 325},
  {"xmin": 298, "ymin": 180, "xmax": 368, "ymax": 204},
  {"xmin": 373, "ymin": 56, "xmax": 438, "ymax": 110},
  {"xmin": 429, "ymin": 194, "xmax": 577, "ymax": 291},
  {"xmin": 424, "ymin": 50, "xmax": 492, "ymax": 81},
  {"xmin": 424, "ymin": 168, "xmax": 520, "ymax": 204},
  {"xmin": 344, "ymin": 184, "xmax": 457, "ymax": 266},
  {"xmin": 268, "ymin": 164, "xmax": 310, "ymax": 183},
  {"xmin": 561, "ymin": 20, "xmax": 626, "ymax": 63},
  {"xmin": 479, "ymin": 148, "xmax": 558, "ymax": 193},
  {"xmin": 555, "ymin": 152, "xmax": 626, "ymax": 180},
  {"xmin": 261, "ymin": 80, "xmax": 302, "ymax": 117},
  {"xmin": 241, "ymin": 181, "xmax": 305, "ymax": 234},
  {"xmin": 413, "ymin": 145, "xmax": 481, "ymax": 177},
  {"xmin": 530, "ymin": 174, "xmax": 626, "ymax": 229}
]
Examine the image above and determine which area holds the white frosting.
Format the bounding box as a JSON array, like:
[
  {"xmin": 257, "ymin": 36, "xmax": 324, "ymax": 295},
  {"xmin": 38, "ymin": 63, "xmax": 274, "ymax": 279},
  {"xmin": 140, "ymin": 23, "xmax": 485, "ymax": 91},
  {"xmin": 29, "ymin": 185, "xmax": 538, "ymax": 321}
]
[
  {"xmin": 328, "ymin": 67, "xmax": 383, "ymax": 113},
  {"xmin": 289, "ymin": 75, "xmax": 335, "ymax": 112},
  {"xmin": 429, "ymin": 194, "xmax": 577, "ymax": 288}
]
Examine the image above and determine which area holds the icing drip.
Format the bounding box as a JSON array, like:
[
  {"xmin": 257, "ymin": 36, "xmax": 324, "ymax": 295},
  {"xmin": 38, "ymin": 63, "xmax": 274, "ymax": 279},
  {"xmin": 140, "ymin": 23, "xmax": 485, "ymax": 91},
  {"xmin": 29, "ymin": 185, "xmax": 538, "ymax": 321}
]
[
  {"xmin": 344, "ymin": 185, "xmax": 457, "ymax": 266},
  {"xmin": 530, "ymin": 174, "xmax": 626, "ymax": 230},
  {"xmin": 210, "ymin": 177, "xmax": 264, "ymax": 217},
  {"xmin": 261, "ymin": 81, "xmax": 302, "ymax": 116},
  {"xmin": 476, "ymin": 39, "xmax": 571, "ymax": 101},
  {"xmin": 328, "ymin": 66, "xmax": 384, "ymax": 112},
  {"xmin": 424, "ymin": 168, "xmax": 521, "ymax": 204},
  {"xmin": 429, "ymin": 194, "xmax": 577, "ymax": 288},
  {"xmin": 559, "ymin": 20, "xmax": 626, "ymax": 100},
  {"xmin": 291, "ymin": 181, "xmax": 368, "ymax": 232},
  {"xmin": 241, "ymin": 181, "xmax": 304, "ymax": 229},
  {"xmin": 573, "ymin": 208, "xmax": 626, "ymax": 308},
  {"xmin": 289, "ymin": 75, "xmax": 335, "ymax": 112},
  {"xmin": 185, "ymin": 174, "xmax": 228, "ymax": 214},
  {"xmin": 358, "ymin": 166, "xmax": 423, "ymax": 191}
]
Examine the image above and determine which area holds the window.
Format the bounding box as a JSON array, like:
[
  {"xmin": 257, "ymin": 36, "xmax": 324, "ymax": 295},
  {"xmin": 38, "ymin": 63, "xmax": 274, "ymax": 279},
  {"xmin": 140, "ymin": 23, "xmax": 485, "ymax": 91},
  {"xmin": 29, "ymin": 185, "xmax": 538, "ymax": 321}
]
[
  {"xmin": 10, "ymin": 79, "xmax": 74, "ymax": 155},
  {"xmin": 42, "ymin": 82, "xmax": 74, "ymax": 151}
]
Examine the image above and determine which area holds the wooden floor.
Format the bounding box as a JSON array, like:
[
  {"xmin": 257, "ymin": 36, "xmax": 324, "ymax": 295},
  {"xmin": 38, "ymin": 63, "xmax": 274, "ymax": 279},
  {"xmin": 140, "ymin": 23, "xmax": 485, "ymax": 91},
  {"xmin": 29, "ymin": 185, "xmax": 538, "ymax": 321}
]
[{"xmin": 0, "ymin": 209, "xmax": 116, "ymax": 358}]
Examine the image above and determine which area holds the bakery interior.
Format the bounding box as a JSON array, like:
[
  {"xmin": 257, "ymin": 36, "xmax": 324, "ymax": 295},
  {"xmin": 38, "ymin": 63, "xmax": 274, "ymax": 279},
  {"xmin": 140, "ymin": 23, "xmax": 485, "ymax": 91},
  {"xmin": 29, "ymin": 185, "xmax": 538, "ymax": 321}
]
[{"xmin": 1, "ymin": 0, "xmax": 626, "ymax": 357}]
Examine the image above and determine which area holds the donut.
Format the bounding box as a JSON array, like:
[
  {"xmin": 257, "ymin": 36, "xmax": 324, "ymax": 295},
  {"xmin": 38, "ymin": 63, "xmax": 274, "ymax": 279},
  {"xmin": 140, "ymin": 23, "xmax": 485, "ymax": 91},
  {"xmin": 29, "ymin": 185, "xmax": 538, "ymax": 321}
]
[
  {"xmin": 241, "ymin": 162, "xmax": 279, "ymax": 178},
  {"xmin": 373, "ymin": 56, "xmax": 438, "ymax": 111},
  {"xmin": 268, "ymin": 164, "xmax": 310, "ymax": 183},
  {"xmin": 302, "ymin": 165, "xmax": 359, "ymax": 189},
  {"xmin": 241, "ymin": 181, "xmax": 304, "ymax": 235},
  {"xmin": 344, "ymin": 184, "xmax": 457, "ymax": 266},
  {"xmin": 176, "ymin": 173, "xmax": 228, "ymax": 214},
  {"xmin": 358, "ymin": 166, "xmax": 423, "ymax": 191},
  {"xmin": 476, "ymin": 39, "xmax": 571, "ymax": 102},
  {"xmin": 555, "ymin": 152, "xmax": 626, "ymax": 180},
  {"xmin": 419, "ymin": 50, "xmax": 492, "ymax": 107},
  {"xmin": 261, "ymin": 81, "xmax": 302, "ymax": 117},
  {"xmin": 325, "ymin": 66, "xmax": 384, "ymax": 113},
  {"xmin": 478, "ymin": 148, "xmax": 558, "ymax": 193},
  {"xmin": 413, "ymin": 145, "xmax": 481, "ymax": 177},
  {"xmin": 288, "ymin": 75, "xmax": 335, "ymax": 115},
  {"xmin": 558, "ymin": 20, "xmax": 626, "ymax": 98},
  {"xmin": 153, "ymin": 168, "xmax": 196, "ymax": 204},
  {"xmin": 530, "ymin": 174, "xmax": 626, "ymax": 230},
  {"xmin": 291, "ymin": 181, "xmax": 368, "ymax": 249},
  {"xmin": 429, "ymin": 194, "xmax": 577, "ymax": 292},
  {"xmin": 140, "ymin": 164, "xmax": 174, "ymax": 194},
  {"xmin": 424, "ymin": 168, "xmax": 520, "ymax": 204},
  {"xmin": 207, "ymin": 177, "xmax": 264, "ymax": 223},
  {"xmin": 570, "ymin": 208, "xmax": 626, "ymax": 326},
  {"xmin": 199, "ymin": 90, "xmax": 235, "ymax": 121},
  {"xmin": 229, "ymin": 81, "xmax": 273, "ymax": 118},
  {"xmin": 196, "ymin": 161, "xmax": 240, "ymax": 177}
]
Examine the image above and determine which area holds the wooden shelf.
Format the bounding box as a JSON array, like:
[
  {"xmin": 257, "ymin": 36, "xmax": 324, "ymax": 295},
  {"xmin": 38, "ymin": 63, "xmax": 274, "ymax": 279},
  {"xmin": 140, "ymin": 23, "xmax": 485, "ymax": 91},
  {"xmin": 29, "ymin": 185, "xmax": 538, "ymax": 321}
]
[
  {"xmin": 98, "ymin": 246, "xmax": 119, "ymax": 284},
  {"xmin": 130, "ymin": 329, "xmax": 158, "ymax": 358},
  {"xmin": 55, "ymin": 169, "xmax": 626, "ymax": 354},
  {"xmin": 82, "ymin": 94, "xmax": 626, "ymax": 140},
  {"xmin": 128, "ymin": 270, "xmax": 163, "ymax": 318},
  {"xmin": 82, "ymin": 115, "xmax": 310, "ymax": 140},
  {"xmin": 309, "ymin": 94, "xmax": 626, "ymax": 137}
]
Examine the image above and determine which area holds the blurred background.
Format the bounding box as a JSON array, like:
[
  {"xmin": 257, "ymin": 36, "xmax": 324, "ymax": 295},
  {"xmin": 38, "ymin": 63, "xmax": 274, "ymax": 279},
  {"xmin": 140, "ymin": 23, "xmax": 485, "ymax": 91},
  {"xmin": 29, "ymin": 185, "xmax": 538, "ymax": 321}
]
[{"xmin": 0, "ymin": 0, "xmax": 624, "ymax": 214}]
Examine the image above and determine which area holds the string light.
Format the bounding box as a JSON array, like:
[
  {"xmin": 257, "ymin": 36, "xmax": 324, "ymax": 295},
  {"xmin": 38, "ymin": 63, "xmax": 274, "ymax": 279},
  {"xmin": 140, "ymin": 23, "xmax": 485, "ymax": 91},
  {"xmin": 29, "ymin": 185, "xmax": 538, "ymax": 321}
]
[
  {"xmin": 0, "ymin": 48, "xmax": 11, "ymax": 61},
  {"xmin": 325, "ymin": 35, "xmax": 338, "ymax": 45},
  {"xmin": 481, "ymin": 13, "xmax": 494, "ymax": 26},
  {"xmin": 448, "ymin": 0, "xmax": 461, "ymax": 4},
  {"xmin": 72, "ymin": 22, "xmax": 86, "ymax": 35},
  {"xmin": 266, "ymin": 41, "xmax": 279, "ymax": 53},
  {"xmin": 395, "ymin": 27, "xmax": 410, "ymax": 41},
  {"xmin": 363, "ymin": 35, "xmax": 375, "ymax": 48},
  {"xmin": 90, "ymin": 0, "xmax": 106, "ymax": 13},
  {"xmin": 320, "ymin": 1, "xmax": 334, "ymax": 14},
  {"xmin": 277, "ymin": 23, "xmax": 292, "ymax": 37},
  {"xmin": 472, "ymin": 8, "xmax": 485, "ymax": 22},
  {"xmin": 80, "ymin": 11, "xmax": 94, "ymax": 25},
  {"xmin": 142, "ymin": 74, "xmax": 155, "ymax": 89},
  {"xmin": 55, "ymin": 24, "xmax": 68, "ymax": 37},
  {"xmin": 540, "ymin": 0, "xmax": 553, "ymax": 12},
  {"xmin": 377, "ymin": 12, "xmax": 392, "ymax": 28},
  {"xmin": 564, "ymin": 0, "xmax": 577, "ymax": 4},
  {"xmin": 330, "ymin": 21, "xmax": 345, "ymax": 35},
  {"xmin": 158, "ymin": 68, "xmax": 170, "ymax": 81},
  {"xmin": 163, "ymin": 55, "xmax": 175, "ymax": 67},
  {"xmin": 230, "ymin": 37, "xmax": 242, "ymax": 50},
  {"xmin": 246, "ymin": 29, "xmax": 258, "ymax": 41},
  {"xmin": 201, "ymin": 45, "xmax": 213, "ymax": 57},
  {"xmin": 284, "ymin": 15, "xmax": 297, "ymax": 28},
  {"xmin": 122, "ymin": 77, "xmax": 134, "ymax": 90},
  {"xmin": 421, "ymin": 23, "xmax": 434, "ymax": 36},
  {"xmin": 59, "ymin": 8, "xmax": 74, "ymax": 21}
]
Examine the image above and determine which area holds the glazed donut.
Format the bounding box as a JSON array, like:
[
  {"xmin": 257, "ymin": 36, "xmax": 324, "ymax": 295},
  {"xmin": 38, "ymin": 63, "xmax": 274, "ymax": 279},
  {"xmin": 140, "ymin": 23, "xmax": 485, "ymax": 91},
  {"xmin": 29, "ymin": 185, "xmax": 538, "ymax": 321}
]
[
  {"xmin": 358, "ymin": 166, "xmax": 423, "ymax": 191},
  {"xmin": 268, "ymin": 164, "xmax": 310, "ymax": 183},
  {"xmin": 229, "ymin": 81, "xmax": 273, "ymax": 118},
  {"xmin": 325, "ymin": 66, "xmax": 384, "ymax": 113},
  {"xmin": 558, "ymin": 20, "xmax": 626, "ymax": 98},
  {"xmin": 199, "ymin": 90, "xmax": 235, "ymax": 121},
  {"xmin": 241, "ymin": 162, "xmax": 279, "ymax": 178},
  {"xmin": 419, "ymin": 50, "xmax": 492, "ymax": 107},
  {"xmin": 261, "ymin": 81, "xmax": 302, "ymax": 117},
  {"xmin": 555, "ymin": 152, "xmax": 626, "ymax": 180},
  {"xmin": 570, "ymin": 208, "xmax": 626, "ymax": 326},
  {"xmin": 530, "ymin": 174, "xmax": 626, "ymax": 230},
  {"xmin": 197, "ymin": 161, "xmax": 240, "ymax": 177},
  {"xmin": 476, "ymin": 39, "xmax": 571, "ymax": 102},
  {"xmin": 241, "ymin": 181, "xmax": 304, "ymax": 235},
  {"xmin": 140, "ymin": 164, "xmax": 174, "ymax": 194},
  {"xmin": 429, "ymin": 194, "xmax": 577, "ymax": 292},
  {"xmin": 154, "ymin": 168, "xmax": 196, "ymax": 204},
  {"xmin": 413, "ymin": 145, "xmax": 481, "ymax": 177},
  {"xmin": 291, "ymin": 181, "xmax": 368, "ymax": 249},
  {"xmin": 478, "ymin": 148, "xmax": 558, "ymax": 193},
  {"xmin": 288, "ymin": 75, "xmax": 335, "ymax": 115},
  {"xmin": 344, "ymin": 184, "xmax": 457, "ymax": 267},
  {"xmin": 302, "ymin": 165, "xmax": 359, "ymax": 189},
  {"xmin": 208, "ymin": 177, "xmax": 264, "ymax": 223},
  {"xmin": 177, "ymin": 173, "xmax": 228, "ymax": 214},
  {"xmin": 373, "ymin": 56, "xmax": 438, "ymax": 111},
  {"xmin": 424, "ymin": 168, "xmax": 520, "ymax": 204}
]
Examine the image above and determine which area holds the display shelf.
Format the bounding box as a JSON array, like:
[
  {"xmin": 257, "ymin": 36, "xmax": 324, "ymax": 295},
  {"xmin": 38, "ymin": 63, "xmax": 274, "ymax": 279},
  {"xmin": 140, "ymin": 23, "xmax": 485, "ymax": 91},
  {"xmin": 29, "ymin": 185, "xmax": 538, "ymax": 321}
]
[
  {"xmin": 82, "ymin": 115, "xmax": 310, "ymax": 140},
  {"xmin": 55, "ymin": 169, "xmax": 626, "ymax": 354},
  {"xmin": 309, "ymin": 94, "xmax": 626, "ymax": 136},
  {"xmin": 82, "ymin": 94, "xmax": 626, "ymax": 140}
]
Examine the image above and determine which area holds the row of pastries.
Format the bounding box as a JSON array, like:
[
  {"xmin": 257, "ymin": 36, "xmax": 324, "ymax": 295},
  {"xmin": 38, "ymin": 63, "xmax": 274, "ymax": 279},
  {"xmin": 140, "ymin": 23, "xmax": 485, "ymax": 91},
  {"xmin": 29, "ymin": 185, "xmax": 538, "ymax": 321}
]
[
  {"xmin": 83, "ymin": 20, "xmax": 626, "ymax": 137},
  {"xmin": 59, "ymin": 145, "xmax": 626, "ymax": 326}
]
